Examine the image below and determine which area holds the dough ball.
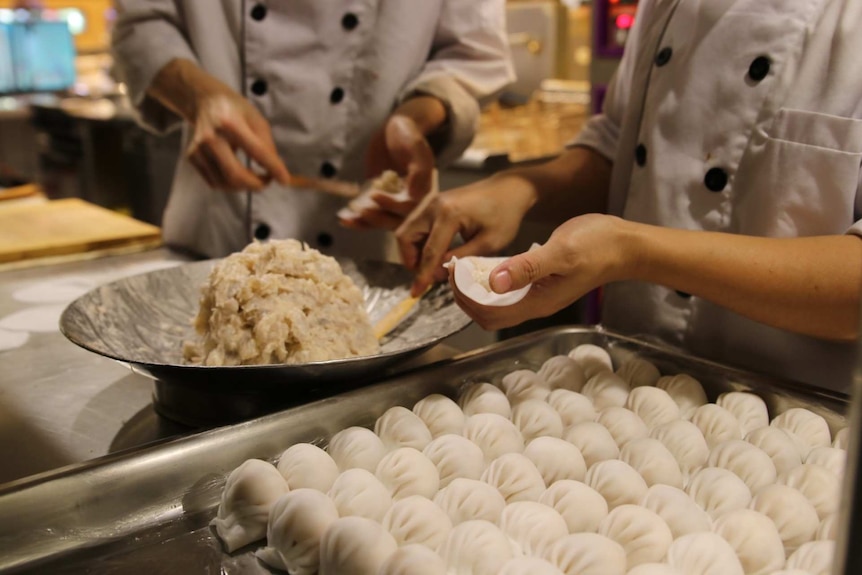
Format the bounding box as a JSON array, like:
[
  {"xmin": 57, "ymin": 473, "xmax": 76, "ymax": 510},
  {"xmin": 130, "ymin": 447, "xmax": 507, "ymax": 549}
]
[
  {"xmin": 413, "ymin": 394, "xmax": 465, "ymax": 438},
  {"xmin": 625, "ymin": 386, "xmax": 679, "ymax": 429},
  {"xmin": 655, "ymin": 374, "xmax": 708, "ymax": 414},
  {"xmin": 568, "ymin": 343, "xmax": 614, "ymax": 379},
  {"xmin": 564, "ymin": 421, "xmax": 620, "ymax": 468},
  {"xmin": 438, "ymin": 520, "xmax": 515, "ymax": 575},
  {"xmin": 707, "ymin": 439, "xmax": 777, "ymax": 492},
  {"xmin": 539, "ymin": 479, "xmax": 609, "ymax": 534},
  {"xmin": 379, "ymin": 544, "xmax": 448, "ymax": 575},
  {"xmin": 524, "ymin": 436, "xmax": 587, "ymax": 485},
  {"xmin": 459, "ymin": 382, "xmax": 512, "ymax": 418},
  {"xmin": 665, "ymin": 532, "xmax": 743, "ymax": 575},
  {"xmin": 596, "ymin": 406, "xmax": 649, "ymax": 448},
  {"xmin": 685, "ymin": 467, "xmax": 751, "ymax": 520},
  {"xmin": 318, "ymin": 516, "xmax": 398, "ymax": 575},
  {"xmin": 713, "ymin": 509, "xmax": 785, "ymax": 575},
  {"xmin": 375, "ymin": 405, "xmax": 433, "ymax": 451},
  {"xmin": 383, "ymin": 495, "xmax": 453, "ymax": 550},
  {"xmin": 423, "ymin": 433, "xmax": 486, "ymax": 488},
  {"xmin": 512, "ymin": 399, "xmax": 564, "ymax": 442},
  {"xmin": 639, "ymin": 484, "xmax": 712, "ymax": 539},
  {"xmin": 463, "ymin": 413, "xmax": 525, "ymax": 464},
  {"xmin": 276, "ymin": 443, "xmax": 339, "ymax": 492},
  {"xmin": 716, "ymin": 391, "xmax": 769, "ymax": 435},
  {"xmin": 785, "ymin": 540, "xmax": 835, "ymax": 575},
  {"xmin": 745, "ymin": 426, "xmax": 804, "ymax": 476},
  {"xmin": 256, "ymin": 488, "xmax": 339, "ymax": 574},
  {"xmin": 582, "ymin": 372, "xmax": 630, "ymax": 410},
  {"xmin": 481, "ymin": 452, "xmax": 546, "ymax": 503},
  {"xmin": 650, "ymin": 419, "xmax": 710, "ymax": 474},
  {"xmin": 598, "ymin": 504, "xmax": 673, "ymax": 569},
  {"xmin": 689, "ymin": 404, "xmax": 743, "ymax": 448},
  {"xmin": 750, "ymin": 483, "xmax": 819, "ymax": 552},
  {"xmin": 327, "ymin": 468, "xmax": 392, "ymax": 522},
  {"xmin": 586, "ymin": 459, "xmax": 649, "ymax": 511},
  {"xmin": 777, "ymin": 463, "xmax": 840, "ymax": 520},
  {"xmin": 615, "ymin": 357, "xmax": 662, "ymax": 388},
  {"xmin": 771, "ymin": 408, "xmax": 831, "ymax": 453},
  {"xmin": 543, "ymin": 532, "xmax": 627, "ymax": 575},
  {"xmin": 548, "ymin": 388, "xmax": 597, "ymax": 427},
  {"xmin": 537, "ymin": 355, "xmax": 587, "ymax": 392},
  {"xmin": 500, "ymin": 369, "xmax": 550, "ymax": 404},
  {"xmin": 326, "ymin": 426, "xmax": 387, "ymax": 473},
  {"xmin": 434, "ymin": 477, "xmax": 507, "ymax": 526},
  {"xmin": 211, "ymin": 459, "xmax": 289, "ymax": 552},
  {"xmin": 499, "ymin": 500, "xmax": 569, "ymax": 556},
  {"xmin": 375, "ymin": 447, "xmax": 439, "ymax": 500},
  {"xmin": 620, "ymin": 438, "xmax": 684, "ymax": 489}
]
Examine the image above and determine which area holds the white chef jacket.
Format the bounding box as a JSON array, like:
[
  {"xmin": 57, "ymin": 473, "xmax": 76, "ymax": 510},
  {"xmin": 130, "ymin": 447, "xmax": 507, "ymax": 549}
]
[
  {"xmin": 575, "ymin": 0, "xmax": 862, "ymax": 389},
  {"xmin": 112, "ymin": 0, "xmax": 514, "ymax": 261}
]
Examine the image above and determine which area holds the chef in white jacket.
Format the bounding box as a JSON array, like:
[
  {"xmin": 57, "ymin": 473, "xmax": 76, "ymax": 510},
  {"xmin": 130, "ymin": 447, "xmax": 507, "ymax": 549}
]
[
  {"xmin": 111, "ymin": 1, "xmax": 514, "ymax": 260},
  {"xmin": 397, "ymin": 0, "xmax": 862, "ymax": 388}
]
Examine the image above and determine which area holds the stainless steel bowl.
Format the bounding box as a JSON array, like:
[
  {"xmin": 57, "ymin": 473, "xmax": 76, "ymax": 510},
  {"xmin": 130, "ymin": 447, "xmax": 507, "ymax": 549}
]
[{"xmin": 59, "ymin": 258, "xmax": 471, "ymax": 426}]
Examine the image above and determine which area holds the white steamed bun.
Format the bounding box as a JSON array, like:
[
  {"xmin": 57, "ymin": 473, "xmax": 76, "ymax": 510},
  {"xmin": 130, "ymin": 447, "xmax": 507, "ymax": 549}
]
[
  {"xmin": 512, "ymin": 399, "xmax": 564, "ymax": 441},
  {"xmin": 620, "ymin": 438, "xmax": 684, "ymax": 489},
  {"xmin": 375, "ymin": 447, "xmax": 439, "ymax": 500},
  {"xmin": 689, "ymin": 404, "xmax": 743, "ymax": 448},
  {"xmin": 685, "ymin": 467, "xmax": 751, "ymax": 520},
  {"xmin": 434, "ymin": 477, "xmax": 507, "ymax": 525},
  {"xmin": 598, "ymin": 504, "xmax": 673, "ymax": 569},
  {"xmin": 383, "ymin": 494, "xmax": 453, "ymax": 549},
  {"xmin": 438, "ymin": 520, "xmax": 515, "ymax": 575},
  {"xmin": 276, "ymin": 443, "xmax": 339, "ymax": 492},
  {"xmin": 539, "ymin": 479, "xmax": 609, "ymax": 534},
  {"xmin": 750, "ymin": 483, "xmax": 819, "ymax": 552},
  {"xmin": 596, "ymin": 406, "xmax": 649, "ymax": 448},
  {"xmin": 777, "ymin": 463, "xmax": 840, "ymax": 520},
  {"xmin": 745, "ymin": 426, "xmax": 804, "ymax": 476},
  {"xmin": 537, "ymin": 355, "xmax": 587, "ymax": 392},
  {"xmin": 423, "ymin": 433, "xmax": 486, "ymax": 488},
  {"xmin": 639, "ymin": 484, "xmax": 712, "ymax": 539},
  {"xmin": 463, "ymin": 412, "xmax": 525, "ymax": 464},
  {"xmin": 413, "ymin": 393, "xmax": 465, "ymax": 438},
  {"xmin": 615, "ymin": 356, "xmax": 661, "ymax": 388},
  {"xmin": 564, "ymin": 421, "xmax": 620, "ymax": 468},
  {"xmin": 586, "ymin": 459, "xmax": 649, "ymax": 510},
  {"xmin": 713, "ymin": 508, "xmax": 785, "ymax": 574},
  {"xmin": 548, "ymin": 389, "xmax": 597, "ymax": 427},
  {"xmin": 458, "ymin": 382, "xmax": 512, "ymax": 418},
  {"xmin": 501, "ymin": 369, "xmax": 550, "ymax": 404},
  {"xmin": 650, "ymin": 419, "xmax": 710, "ymax": 473},
  {"xmin": 569, "ymin": 344, "xmax": 614, "ymax": 379},
  {"xmin": 771, "ymin": 408, "xmax": 831, "ymax": 453},
  {"xmin": 655, "ymin": 374, "xmax": 708, "ymax": 414},
  {"xmin": 481, "ymin": 452, "xmax": 546, "ymax": 503},
  {"xmin": 716, "ymin": 391, "xmax": 769, "ymax": 435},
  {"xmin": 707, "ymin": 439, "xmax": 777, "ymax": 492},
  {"xmin": 327, "ymin": 467, "xmax": 392, "ymax": 522},
  {"xmin": 625, "ymin": 386, "xmax": 679, "ymax": 429},
  {"xmin": 582, "ymin": 372, "xmax": 630, "ymax": 410},
  {"xmin": 499, "ymin": 500, "xmax": 569, "ymax": 556},
  {"xmin": 374, "ymin": 405, "xmax": 433, "ymax": 451},
  {"xmin": 318, "ymin": 516, "xmax": 398, "ymax": 575},
  {"xmin": 523, "ymin": 436, "xmax": 587, "ymax": 485},
  {"xmin": 804, "ymin": 446, "xmax": 845, "ymax": 477},
  {"xmin": 326, "ymin": 426, "xmax": 387, "ymax": 472}
]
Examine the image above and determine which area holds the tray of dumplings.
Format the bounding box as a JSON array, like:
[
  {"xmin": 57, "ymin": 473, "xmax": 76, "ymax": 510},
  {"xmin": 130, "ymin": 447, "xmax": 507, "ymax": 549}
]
[{"xmin": 0, "ymin": 325, "xmax": 850, "ymax": 574}]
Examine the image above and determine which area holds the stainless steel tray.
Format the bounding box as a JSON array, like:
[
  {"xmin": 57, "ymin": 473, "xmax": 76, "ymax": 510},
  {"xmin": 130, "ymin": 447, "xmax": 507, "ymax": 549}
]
[{"xmin": 0, "ymin": 326, "xmax": 850, "ymax": 574}]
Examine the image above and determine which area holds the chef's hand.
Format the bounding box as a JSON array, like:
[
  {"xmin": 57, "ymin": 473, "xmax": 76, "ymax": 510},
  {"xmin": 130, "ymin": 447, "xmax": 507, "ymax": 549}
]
[
  {"xmin": 397, "ymin": 173, "xmax": 536, "ymax": 296},
  {"xmin": 452, "ymin": 214, "xmax": 633, "ymax": 330}
]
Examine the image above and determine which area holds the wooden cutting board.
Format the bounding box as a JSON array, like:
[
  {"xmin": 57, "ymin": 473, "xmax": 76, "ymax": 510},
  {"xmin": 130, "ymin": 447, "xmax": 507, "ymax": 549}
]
[{"xmin": 0, "ymin": 198, "xmax": 162, "ymax": 264}]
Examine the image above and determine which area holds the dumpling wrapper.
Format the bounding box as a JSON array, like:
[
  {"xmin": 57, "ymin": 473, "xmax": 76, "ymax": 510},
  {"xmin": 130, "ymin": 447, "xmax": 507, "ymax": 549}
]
[{"xmin": 443, "ymin": 244, "xmax": 540, "ymax": 307}]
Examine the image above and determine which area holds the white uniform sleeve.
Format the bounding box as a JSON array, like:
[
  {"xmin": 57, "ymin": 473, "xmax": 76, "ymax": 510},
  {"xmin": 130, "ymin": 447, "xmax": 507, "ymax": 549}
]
[
  {"xmin": 399, "ymin": 0, "xmax": 516, "ymax": 166},
  {"xmin": 111, "ymin": 0, "xmax": 199, "ymax": 134}
]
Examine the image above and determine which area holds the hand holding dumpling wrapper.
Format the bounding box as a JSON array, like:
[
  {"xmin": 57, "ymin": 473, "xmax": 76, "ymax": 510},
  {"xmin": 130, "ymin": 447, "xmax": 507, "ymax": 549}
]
[{"xmin": 443, "ymin": 243, "xmax": 541, "ymax": 307}]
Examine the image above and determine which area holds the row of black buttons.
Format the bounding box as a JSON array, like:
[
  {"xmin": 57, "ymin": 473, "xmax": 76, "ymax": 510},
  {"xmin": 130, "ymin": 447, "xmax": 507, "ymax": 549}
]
[
  {"xmin": 653, "ymin": 45, "xmax": 771, "ymax": 82},
  {"xmin": 249, "ymin": 4, "xmax": 359, "ymax": 30},
  {"xmin": 253, "ymin": 222, "xmax": 334, "ymax": 247}
]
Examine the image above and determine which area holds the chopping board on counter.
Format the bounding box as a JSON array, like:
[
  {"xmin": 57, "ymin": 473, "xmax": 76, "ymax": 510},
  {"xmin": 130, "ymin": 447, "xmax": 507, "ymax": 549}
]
[{"xmin": 0, "ymin": 197, "xmax": 162, "ymax": 265}]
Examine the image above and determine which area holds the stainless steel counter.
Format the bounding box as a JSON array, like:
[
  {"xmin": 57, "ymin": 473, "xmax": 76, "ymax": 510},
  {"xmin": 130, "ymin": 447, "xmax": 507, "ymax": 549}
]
[{"xmin": 0, "ymin": 249, "xmax": 468, "ymax": 487}]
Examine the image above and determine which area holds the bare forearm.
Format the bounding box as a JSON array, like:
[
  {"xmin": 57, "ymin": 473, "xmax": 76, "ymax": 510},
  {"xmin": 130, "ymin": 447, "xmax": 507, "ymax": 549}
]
[
  {"xmin": 392, "ymin": 96, "xmax": 448, "ymax": 138},
  {"xmin": 147, "ymin": 58, "xmax": 234, "ymax": 122},
  {"xmin": 625, "ymin": 224, "xmax": 862, "ymax": 340}
]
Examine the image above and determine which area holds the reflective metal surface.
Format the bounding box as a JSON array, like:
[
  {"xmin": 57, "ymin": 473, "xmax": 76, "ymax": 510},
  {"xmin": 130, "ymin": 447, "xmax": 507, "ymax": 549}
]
[
  {"xmin": 0, "ymin": 326, "xmax": 850, "ymax": 574},
  {"xmin": 59, "ymin": 258, "xmax": 472, "ymax": 426}
]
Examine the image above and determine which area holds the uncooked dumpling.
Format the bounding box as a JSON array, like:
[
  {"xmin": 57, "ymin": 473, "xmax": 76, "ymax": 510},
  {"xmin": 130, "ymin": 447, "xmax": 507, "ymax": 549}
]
[
  {"xmin": 548, "ymin": 389, "xmax": 597, "ymax": 427},
  {"xmin": 539, "ymin": 479, "xmax": 608, "ymax": 534},
  {"xmin": 537, "ymin": 355, "xmax": 587, "ymax": 392},
  {"xmin": 276, "ymin": 443, "xmax": 340, "ymax": 492},
  {"xmin": 833, "ymin": 426, "xmax": 849, "ymax": 450},
  {"xmin": 620, "ymin": 438, "xmax": 683, "ymax": 488},
  {"xmin": 598, "ymin": 504, "xmax": 673, "ymax": 569},
  {"xmin": 816, "ymin": 512, "xmax": 838, "ymax": 541},
  {"xmin": 326, "ymin": 426, "xmax": 387, "ymax": 473},
  {"xmin": 500, "ymin": 369, "xmax": 550, "ymax": 404},
  {"xmin": 771, "ymin": 408, "xmax": 831, "ymax": 453},
  {"xmin": 650, "ymin": 419, "xmax": 709, "ymax": 473},
  {"xmin": 707, "ymin": 439, "xmax": 777, "ymax": 492},
  {"xmin": 777, "ymin": 463, "xmax": 840, "ymax": 520},
  {"xmin": 685, "ymin": 467, "xmax": 751, "ymax": 520},
  {"xmin": 499, "ymin": 500, "xmax": 569, "ymax": 556},
  {"xmin": 434, "ymin": 477, "xmax": 507, "ymax": 525},
  {"xmin": 655, "ymin": 374, "xmax": 708, "ymax": 414},
  {"xmin": 564, "ymin": 421, "xmax": 620, "ymax": 468},
  {"xmin": 625, "ymin": 386, "xmax": 679, "ymax": 429},
  {"xmin": 665, "ymin": 532, "xmax": 743, "ymax": 575},
  {"xmin": 318, "ymin": 516, "xmax": 398, "ymax": 575},
  {"xmin": 413, "ymin": 394, "xmax": 465, "ymax": 438},
  {"xmin": 423, "ymin": 433, "xmax": 486, "ymax": 487},
  {"xmin": 459, "ymin": 382, "xmax": 512, "ymax": 418},
  {"xmin": 804, "ymin": 446, "xmax": 845, "ymax": 477},
  {"xmin": 582, "ymin": 372, "xmax": 630, "ymax": 410},
  {"xmin": 713, "ymin": 508, "xmax": 785, "ymax": 575},
  {"xmin": 596, "ymin": 407, "xmax": 649, "ymax": 448},
  {"xmin": 569, "ymin": 344, "xmax": 614, "ymax": 379},
  {"xmin": 689, "ymin": 404, "xmax": 743, "ymax": 448},
  {"xmin": 512, "ymin": 399, "xmax": 564, "ymax": 442},
  {"xmin": 383, "ymin": 495, "xmax": 453, "ymax": 549},
  {"xmin": 256, "ymin": 488, "xmax": 339, "ymax": 575},
  {"xmin": 750, "ymin": 483, "xmax": 819, "ymax": 552},
  {"xmin": 481, "ymin": 452, "xmax": 546, "ymax": 503},
  {"xmin": 586, "ymin": 459, "xmax": 648, "ymax": 510},
  {"xmin": 744, "ymin": 426, "xmax": 804, "ymax": 476},
  {"xmin": 625, "ymin": 565, "xmax": 684, "ymax": 575},
  {"xmin": 639, "ymin": 484, "xmax": 712, "ymax": 539},
  {"xmin": 438, "ymin": 520, "xmax": 515, "ymax": 575},
  {"xmin": 523, "ymin": 436, "xmax": 587, "ymax": 485},
  {"xmin": 615, "ymin": 357, "xmax": 661, "ymax": 388},
  {"xmin": 716, "ymin": 391, "xmax": 769, "ymax": 435},
  {"xmin": 378, "ymin": 544, "xmax": 448, "ymax": 575},
  {"xmin": 375, "ymin": 447, "xmax": 440, "ymax": 500},
  {"xmin": 211, "ymin": 459, "xmax": 289, "ymax": 552},
  {"xmin": 375, "ymin": 405, "xmax": 433, "ymax": 451},
  {"xmin": 785, "ymin": 540, "xmax": 835, "ymax": 575},
  {"xmin": 543, "ymin": 532, "xmax": 627, "ymax": 575},
  {"xmin": 327, "ymin": 468, "xmax": 392, "ymax": 522},
  {"xmin": 499, "ymin": 556, "xmax": 565, "ymax": 575},
  {"xmin": 463, "ymin": 413, "xmax": 525, "ymax": 464}
]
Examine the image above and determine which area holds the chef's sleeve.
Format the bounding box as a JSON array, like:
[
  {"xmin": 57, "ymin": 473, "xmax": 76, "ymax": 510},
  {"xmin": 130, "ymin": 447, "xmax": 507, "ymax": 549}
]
[
  {"xmin": 398, "ymin": 0, "xmax": 516, "ymax": 167},
  {"xmin": 111, "ymin": 0, "xmax": 199, "ymax": 134}
]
